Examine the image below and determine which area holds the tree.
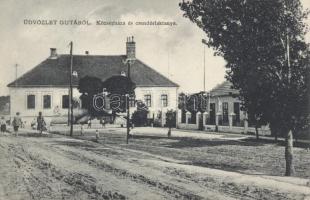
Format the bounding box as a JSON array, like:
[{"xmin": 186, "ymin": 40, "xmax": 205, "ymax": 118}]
[
  {"xmin": 179, "ymin": 92, "xmax": 208, "ymax": 113},
  {"xmin": 131, "ymin": 101, "xmax": 149, "ymax": 127},
  {"xmin": 178, "ymin": 92, "xmax": 208, "ymax": 126},
  {"xmin": 180, "ymin": 0, "xmax": 310, "ymax": 176},
  {"xmin": 103, "ymin": 75, "xmax": 136, "ymax": 95},
  {"xmin": 78, "ymin": 76, "xmax": 106, "ymax": 117},
  {"xmin": 78, "ymin": 75, "xmax": 136, "ymax": 117},
  {"xmin": 0, "ymin": 96, "xmax": 10, "ymax": 115}
]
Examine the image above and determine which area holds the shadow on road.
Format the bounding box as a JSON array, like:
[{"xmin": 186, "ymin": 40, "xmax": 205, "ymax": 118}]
[{"xmin": 131, "ymin": 135, "xmax": 265, "ymax": 148}]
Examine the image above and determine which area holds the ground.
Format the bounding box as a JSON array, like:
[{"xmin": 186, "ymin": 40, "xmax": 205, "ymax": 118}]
[{"xmin": 0, "ymin": 127, "xmax": 309, "ymax": 200}]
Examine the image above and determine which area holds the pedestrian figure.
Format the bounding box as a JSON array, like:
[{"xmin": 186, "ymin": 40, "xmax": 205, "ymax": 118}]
[
  {"xmin": 12, "ymin": 112, "xmax": 22, "ymax": 136},
  {"xmin": 87, "ymin": 119, "xmax": 92, "ymax": 129},
  {"xmin": 37, "ymin": 112, "xmax": 46, "ymax": 135},
  {"xmin": 31, "ymin": 118, "xmax": 36, "ymax": 130},
  {"xmin": 166, "ymin": 110, "xmax": 175, "ymax": 138},
  {"xmin": 0, "ymin": 116, "xmax": 6, "ymax": 133},
  {"xmin": 95, "ymin": 129, "xmax": 99, "ymax": 142},
  {"xmin": 100, "ymin": 118, "xmax": 105, "ymax": 128}
]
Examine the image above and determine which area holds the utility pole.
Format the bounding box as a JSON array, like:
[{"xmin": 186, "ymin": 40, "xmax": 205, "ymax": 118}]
[
  {"xmin": 69, "ymin": 41, "xmax": 74, "ymax": 137},
  {"xmin": 168, "ymin": 48, "xmax": 170, "ymax": 79},
  {"xmin": 15, "ymin": 64, "xmax": 18, "ymax": 87},
  {"xmin": 287, "ymin": 28, "xmax": 291, "ymax": 83},
  {"xmin": 203, "ymin": 43, "xmax": 206, "ymax": 92},
  {"xmin": 124, "ymin": 36, "xmax": 135, "ymax": 144},
  {"xmin": 126, "ymin": 60, "xmax": 132, "ymax": 144},
  {"xmin": 202, "ymin": 39, "xmax": 207, "ymax": 93}
]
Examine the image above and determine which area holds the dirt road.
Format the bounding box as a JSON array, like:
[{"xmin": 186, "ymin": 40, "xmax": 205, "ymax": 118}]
[{"xmin": 0, "ymin": 132, "xmax": 309, "ymax": 200}]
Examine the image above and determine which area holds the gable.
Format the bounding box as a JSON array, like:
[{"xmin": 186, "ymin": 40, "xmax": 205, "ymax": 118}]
[{"xmin": 209, "ymin": 81, "xmax": 239, "ymax": 97}]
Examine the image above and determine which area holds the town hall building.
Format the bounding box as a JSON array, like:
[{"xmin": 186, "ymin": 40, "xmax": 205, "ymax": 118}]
[{"xmin": 8, "ymin": 37, "xmax": 179, "ymax": 127}]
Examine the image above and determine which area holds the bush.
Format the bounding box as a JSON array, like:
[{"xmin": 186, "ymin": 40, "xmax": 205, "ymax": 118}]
[
  {"xmin": 166, "ymin": 110, "xmax": 176, "ymax": 128},
  {"xmin": 132, "ymin": 110, "xmax": 148, "ymax": 127}
]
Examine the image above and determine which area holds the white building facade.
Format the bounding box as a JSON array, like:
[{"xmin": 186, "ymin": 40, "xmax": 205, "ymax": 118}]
[{"xmin": 8, "ymin": 37, "xmax": 179, "ymax": 127}]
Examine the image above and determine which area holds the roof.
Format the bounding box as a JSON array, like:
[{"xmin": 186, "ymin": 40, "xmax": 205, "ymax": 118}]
[
  {"xmin": 8, "ymin": 55, "xmax": 179, "ymax": 88},
  {"xmin": 209, "ymin": 81, "xmax": 239, "ymax": 97}
]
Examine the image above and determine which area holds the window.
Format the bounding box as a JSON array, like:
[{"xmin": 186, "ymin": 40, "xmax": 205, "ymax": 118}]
[
  {"xmin": 234, "ymin": 102, "xmax": 240, "ymax": 124},
  {"xmin": 43, "ymin": 95, "xmax": 51, "ymax": 109},
  {"xmin": 222, "ymin": 102, "xmax": 229, "ymax": 124},
  {"xmin": 161, "ymin": 94, "xmax": 168, "ymax": 107},
  {"xmin": 62, "ymin": 95, "xmax": 69, "ymax": 109},
  {"xmin": 27, "ymin": 94, "xmax": 35, "ymax": 109},
  {"xmin": 129, "ymin": 95, "xmax": 135, "ymax": 107},
  {"xmin": 144, "ymin": 94, "xmax": 151, "ymax": 107}
]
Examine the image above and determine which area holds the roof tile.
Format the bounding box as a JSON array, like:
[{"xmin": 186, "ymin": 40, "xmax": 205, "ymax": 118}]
[{"xmin": 8, "ymin": 55, "xmax": 179, "ymax": 88}]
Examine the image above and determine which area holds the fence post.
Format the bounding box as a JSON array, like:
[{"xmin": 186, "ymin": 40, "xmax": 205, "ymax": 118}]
[
  {"xmin": 229, "ymin": 112, "xmax": 235, "ymax": 130},
  {"xmin": 203, "ymin": 112, "xmax": 208, "ymax": 126},
  {"xmin": 216, "ymin": 112, "xmax": 221, "ymax": 132},
  {"xmin": 196, "ymin": 111, "xmax": 201, "ymax": 130},
  {"xmin": 244, "ymin": 112, "xmax": 248, "ymax": 134},
  {"xmin": 176, "ymin": 109, "xmax": 182, "ymax": 128}
]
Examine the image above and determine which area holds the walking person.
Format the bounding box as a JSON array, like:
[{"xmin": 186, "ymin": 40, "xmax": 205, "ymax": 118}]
[
  {"xmin": 31, "ymin": 118, "xmax": 36, "ymax": 130},
  {"xmin": 0, "ymin": 116, "xmax": 6, "ymax": 133},
  {"xmin": 37, "ymin": 112, "xmax": 46, "ymax": 135},
  {"xmin": 100, "ymin": 118, "xmax": 105, "ymax": 128},
  {"xmin": 87, "ymin": 118, "xmax": 92, "ymax": 129},
  {"xmin": 95, "ymin": 129, "xmax": 99, "ymax": 142},
  {"xmin": 80, "ymin": 123, "xmax": 84, "ymax": 136},
  {"xmin": 12, "ymin": 112, "xmax": 22, "ymax": 136}
]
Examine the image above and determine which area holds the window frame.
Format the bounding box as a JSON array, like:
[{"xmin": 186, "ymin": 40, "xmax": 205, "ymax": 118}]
[
  {"xmin": 129, "ymin": 95, "xmax": 136, "ymax": 108},
  {"xmin": 222, "ymin": 102, "xmax": 229, "ymax": 124},
  {"xmin": 161, "ymin": 94, "xmax": 168, "ymax": 107},
  {"xmin": 62, "ymin": 95, "xmax": 69, "ymax": 109},
  {"xmin": 144, "ymin": 94, "xmax": 152, "ymax": 107},
  {"xmin": 233, "ymin": 102, "xmax": 240, "ymax": 122},
  {"xmin": 27, "ymin": 94, "xmax": 36, "ymax": 109},
  {"xmin": 43, "ymin": 94, "xmax": 52, "ymax": 109}
]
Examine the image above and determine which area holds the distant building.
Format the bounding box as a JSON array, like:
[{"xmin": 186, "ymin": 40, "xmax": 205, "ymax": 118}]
[
  {"xmin": 205, "ymin": 81, "xmax": 245, "ymax": 130},
  {"xmin": 0, "ymin": 96, "xmax": 10, "ymax": 116},
  {"xmin": 8, "ymin": 37, "xmax": 179, "ymax": 126},
  {"xmin": 177, "ymin": 81, "xmax": 270, "ymax": 135}
]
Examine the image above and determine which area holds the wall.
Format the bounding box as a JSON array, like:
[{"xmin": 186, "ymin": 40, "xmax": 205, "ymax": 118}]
[
  {"xmin": 9, "ymin": 86, "xmax": 178, "ymax": 127},
  {"xmin": 134, "ymin": 86, "xmax": 178, "ymax": 120},
  {"xmin": 9, "ymin": 87, "xmax": 81, "ymax": 126},
  {"xmin": 208, "ymin": 95, "xmax": 246, "ymax": 121},
  {"xmin": 176, "ymin": 92, "xmax": 271, "ymax": 135}
]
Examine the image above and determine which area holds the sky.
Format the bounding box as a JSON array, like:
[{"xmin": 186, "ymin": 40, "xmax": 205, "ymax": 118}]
[{"xmin": 0, "ymin": 0, "xmax": 309, "ymax": 96}]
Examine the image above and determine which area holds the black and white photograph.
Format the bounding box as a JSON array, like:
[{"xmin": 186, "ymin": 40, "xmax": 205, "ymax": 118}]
[{"xmin": 0, "ymin": 0, "xmax": 309, "ymax": 199}]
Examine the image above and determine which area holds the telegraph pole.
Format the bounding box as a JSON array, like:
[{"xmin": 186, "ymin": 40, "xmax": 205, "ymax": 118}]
[
  {"xmin": 287, "ymin": 28, "xmax": 291, "ymax": 83},
  {"xmin": 124, "ymin": 36, "xmax": 136, "ymax": 144},
  {"xmin": 168, "ymin": 48, "xmax": 170, "ymax": 79},
  {"xmin": 202, "ymin": 39, "xmax": 207, "ymax": 93},
  {"xmin": 126, "ymin": 60, "xmax": 131, "ymax": 144},
  {"xmin": 15, "ymin": 64, "xmax": 18, "ymax": 87},
  {"xmin": 203, "ymin": 43, "xmax": 206, "ymax": 92},
  {"xmin": 69, "ymin": 41, "xmax": 74, "ymax": 137}
]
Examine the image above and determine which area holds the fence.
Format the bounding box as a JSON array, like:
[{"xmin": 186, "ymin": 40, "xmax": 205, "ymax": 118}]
[{"xmin": 176, "ymin": 109, "xmax": 270, "ymax": 135}]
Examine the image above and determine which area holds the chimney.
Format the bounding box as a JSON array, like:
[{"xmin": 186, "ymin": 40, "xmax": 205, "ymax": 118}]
[
  {"xmin": 126, "ymin": 36, "xmax": 136, "ymax": 60},
  {"xmin": 85, "ymin": 51, "xmax": 89, "ymax": 55},
  {"xmin": 49, "ymin": 48, "xmax": 57, "ymax": 59}
]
